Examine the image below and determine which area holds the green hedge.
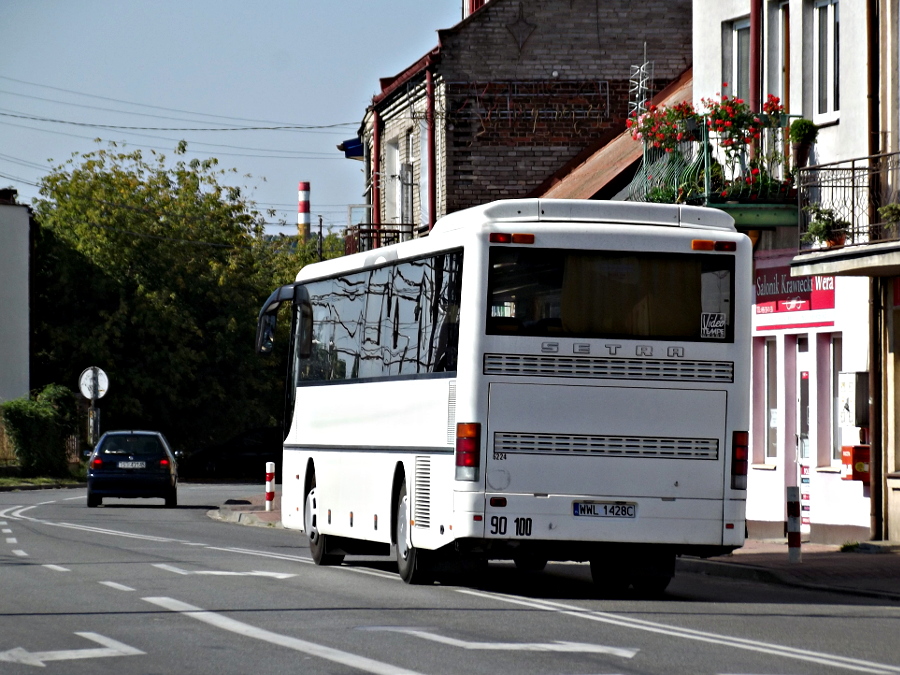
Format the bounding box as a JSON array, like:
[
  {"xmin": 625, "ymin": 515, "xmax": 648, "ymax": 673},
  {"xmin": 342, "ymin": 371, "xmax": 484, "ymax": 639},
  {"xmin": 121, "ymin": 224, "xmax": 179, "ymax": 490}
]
[{"xmin": 0, "ymin": 384, "xmax": 77, "ymax": 477}]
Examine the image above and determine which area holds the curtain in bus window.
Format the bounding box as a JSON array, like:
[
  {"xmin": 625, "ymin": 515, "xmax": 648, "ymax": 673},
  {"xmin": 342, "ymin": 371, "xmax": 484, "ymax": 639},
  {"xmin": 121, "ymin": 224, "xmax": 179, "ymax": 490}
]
[
  {"xmin": 560, "ymin": 254, "xmax": 699, "ymax": 337},
  {"xmin": 487, "ymin": 248, "xmax": 733, "ymax": 341}
]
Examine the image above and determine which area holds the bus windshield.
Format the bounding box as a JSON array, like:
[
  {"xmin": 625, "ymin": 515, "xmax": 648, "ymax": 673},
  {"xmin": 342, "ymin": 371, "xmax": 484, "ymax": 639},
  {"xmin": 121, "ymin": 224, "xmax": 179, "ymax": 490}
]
[{"xmin": 486, "ymin": 247, "xmax": 734, "ymax": 342}]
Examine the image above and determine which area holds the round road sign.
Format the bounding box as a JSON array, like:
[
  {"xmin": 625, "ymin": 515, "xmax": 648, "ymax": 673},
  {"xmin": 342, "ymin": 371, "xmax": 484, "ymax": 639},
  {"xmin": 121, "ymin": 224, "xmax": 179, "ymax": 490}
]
[{"xmin": 78, "ymin": 367, "xmax": 109, "ymax": 399}]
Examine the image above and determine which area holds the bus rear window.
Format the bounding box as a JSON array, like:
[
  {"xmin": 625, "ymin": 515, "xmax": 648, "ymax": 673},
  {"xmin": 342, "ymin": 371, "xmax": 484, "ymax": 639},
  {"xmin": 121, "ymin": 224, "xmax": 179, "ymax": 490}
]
[{"xmin": 487, "ymin": 247, "xmax": 734, "ymax": 342}]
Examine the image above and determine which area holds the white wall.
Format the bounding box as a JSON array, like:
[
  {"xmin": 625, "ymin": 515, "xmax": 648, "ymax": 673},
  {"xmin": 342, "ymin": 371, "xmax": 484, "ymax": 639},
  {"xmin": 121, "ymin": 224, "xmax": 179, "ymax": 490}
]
[
  {"xmin": 693, "ymin": 0, "xmax": 869, "ymax": 163},
  {"xmin": 0, "ymin": 204, "xmax": 30, "ymax": 403}
]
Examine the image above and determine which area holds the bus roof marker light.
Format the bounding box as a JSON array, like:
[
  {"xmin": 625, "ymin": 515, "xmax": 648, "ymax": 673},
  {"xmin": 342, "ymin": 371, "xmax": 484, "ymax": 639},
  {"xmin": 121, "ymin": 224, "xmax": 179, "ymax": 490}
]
[
  {"xmin": 692, "ymin": 239, "xmax": 737, "ymax": 252},
  {"xmin": 489, "ymin": 233, "xmax": 534, "ymax": 244}
]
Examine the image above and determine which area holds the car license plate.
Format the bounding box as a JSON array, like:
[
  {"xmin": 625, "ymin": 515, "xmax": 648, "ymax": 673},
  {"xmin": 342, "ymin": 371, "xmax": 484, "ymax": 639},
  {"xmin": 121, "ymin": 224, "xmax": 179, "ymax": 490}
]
[
  {"xmin": 118, "ymin": 461, "xmax": 146, "ymax": 469},
  {"xmin": 573, "ymin": 501, "xmax": 636, "ymax": 518}
]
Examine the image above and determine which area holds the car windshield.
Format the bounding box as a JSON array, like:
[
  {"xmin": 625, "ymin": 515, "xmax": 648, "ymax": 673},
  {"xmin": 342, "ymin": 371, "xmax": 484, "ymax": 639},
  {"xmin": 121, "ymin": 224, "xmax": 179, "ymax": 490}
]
[{"xmin": 98, "ymin": 435, "xmax": 165, "ymax": 458}]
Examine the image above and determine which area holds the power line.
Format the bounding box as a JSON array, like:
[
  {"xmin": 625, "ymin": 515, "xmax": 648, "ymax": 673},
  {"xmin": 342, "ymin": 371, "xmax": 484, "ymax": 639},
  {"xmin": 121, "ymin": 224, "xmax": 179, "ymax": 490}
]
[
  {"xmin": 0, "ymin": 109, "xmax": 355, "ymax": 132},
  {"xmin": 0, "ymin": 74, "xmax": 346, "ymax": 128},
  {"xmin": 0, "ymin": 91, "xmax": 351, "ymax": 136},
  {"xmin": 0, "ymin": 170, "xmax": 41, "ymax": 187},
  {"xmin": 0, "ymin": 152, "xmax": 51, "ymax": 172},
  {"xmin": 2, "ymin": 120, "xmax": 345, "ymax": 161}
]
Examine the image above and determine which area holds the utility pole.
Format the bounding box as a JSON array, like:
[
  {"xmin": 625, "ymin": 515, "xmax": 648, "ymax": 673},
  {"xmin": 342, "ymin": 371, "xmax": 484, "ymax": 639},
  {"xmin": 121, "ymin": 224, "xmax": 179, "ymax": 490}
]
[{"xmin": 318, "ymin": 215, "xmax": 323, "ymax": 261}]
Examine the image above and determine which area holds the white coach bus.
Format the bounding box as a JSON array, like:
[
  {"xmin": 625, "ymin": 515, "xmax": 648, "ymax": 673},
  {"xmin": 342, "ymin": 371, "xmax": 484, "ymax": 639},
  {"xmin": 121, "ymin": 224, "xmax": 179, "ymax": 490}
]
[{"xmin": 256, "ymin": 199, "xmax": 751, "ymax": 592}]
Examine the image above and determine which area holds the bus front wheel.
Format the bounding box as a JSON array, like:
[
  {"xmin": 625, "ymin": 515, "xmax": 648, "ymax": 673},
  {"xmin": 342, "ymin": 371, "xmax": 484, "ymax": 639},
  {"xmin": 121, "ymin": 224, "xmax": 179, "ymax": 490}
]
[
  {"xmin": 304, "ymin": 486, "xmax": 344, "ymax": 566},
  {"xmin": 395, "ymin": 483, "xmax": 432, "ymax": 584}
]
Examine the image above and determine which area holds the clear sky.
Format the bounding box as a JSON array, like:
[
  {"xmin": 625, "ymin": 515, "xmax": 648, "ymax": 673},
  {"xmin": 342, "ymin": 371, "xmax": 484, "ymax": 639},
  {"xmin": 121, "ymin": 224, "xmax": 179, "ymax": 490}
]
[{"xmin": 0, "ymin": 1, "xmax": 463, "ymax": 234}]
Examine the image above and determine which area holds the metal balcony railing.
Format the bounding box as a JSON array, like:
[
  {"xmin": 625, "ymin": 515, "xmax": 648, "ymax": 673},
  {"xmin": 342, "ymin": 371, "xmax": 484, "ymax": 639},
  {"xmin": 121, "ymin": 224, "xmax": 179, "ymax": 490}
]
[
  {"xmin": 344, "ymin": 223, "xmax": 416, "ymax": 255},
  {"xmin": 797, "ymin": 152, "xmax": 900, "ymax": 250},
  {"xmin": 628, "ymin": 120, "xmax": 795, "ymax": 206}
]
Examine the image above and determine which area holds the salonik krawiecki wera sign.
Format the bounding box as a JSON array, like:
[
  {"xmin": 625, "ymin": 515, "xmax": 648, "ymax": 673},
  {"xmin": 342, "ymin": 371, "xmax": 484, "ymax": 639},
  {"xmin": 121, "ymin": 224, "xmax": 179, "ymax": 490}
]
[{"xmin": 754, "ymin": 265, "xmax": 835, "ymax": 314}]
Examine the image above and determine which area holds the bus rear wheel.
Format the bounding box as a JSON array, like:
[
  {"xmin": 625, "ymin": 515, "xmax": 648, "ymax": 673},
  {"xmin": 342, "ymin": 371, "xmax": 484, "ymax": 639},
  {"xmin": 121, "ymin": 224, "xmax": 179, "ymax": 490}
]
[
  {"xmin": 304, "ymin": 486, "xmax": 344, "ymax": 566},
  {"xmin": 395, "ymin": 483, "xmax": 432, "ymax": 584}
]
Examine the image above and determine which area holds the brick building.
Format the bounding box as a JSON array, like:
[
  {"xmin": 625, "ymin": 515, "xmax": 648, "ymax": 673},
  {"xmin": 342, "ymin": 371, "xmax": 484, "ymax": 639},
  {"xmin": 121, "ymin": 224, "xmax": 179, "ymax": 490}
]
[{"xmin": 351, "ymin": 0, "xmax": 692, "ymax": 239}]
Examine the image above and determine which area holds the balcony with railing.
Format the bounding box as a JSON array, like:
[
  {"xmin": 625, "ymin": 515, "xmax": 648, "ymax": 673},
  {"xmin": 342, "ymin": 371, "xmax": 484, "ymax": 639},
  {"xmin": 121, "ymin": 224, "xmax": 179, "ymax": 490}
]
[
  {"xmin": 796, "ymin": 152, "xmax": 900, "ymax": 252},
  {"xmin": 626, "ymin": 96, "xmax": 800, "ymax": 227},
  {"xmin": 343, "ymin": 223, "xmax": 417, "ymax": 255}
]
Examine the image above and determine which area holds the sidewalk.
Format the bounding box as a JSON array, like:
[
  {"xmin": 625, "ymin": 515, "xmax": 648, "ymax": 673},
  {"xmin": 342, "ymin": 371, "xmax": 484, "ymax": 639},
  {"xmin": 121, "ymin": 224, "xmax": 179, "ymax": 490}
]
[{"xmin": 213, "ymin": 495, "xmax": 900, "ymax": 601}]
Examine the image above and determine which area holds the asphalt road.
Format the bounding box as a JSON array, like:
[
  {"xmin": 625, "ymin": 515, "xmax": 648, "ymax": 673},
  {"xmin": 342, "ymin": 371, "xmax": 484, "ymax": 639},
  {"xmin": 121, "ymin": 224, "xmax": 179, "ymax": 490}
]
[{"xmin": 2, "ymin": 484, "xmax": 899, "ymax": 675}]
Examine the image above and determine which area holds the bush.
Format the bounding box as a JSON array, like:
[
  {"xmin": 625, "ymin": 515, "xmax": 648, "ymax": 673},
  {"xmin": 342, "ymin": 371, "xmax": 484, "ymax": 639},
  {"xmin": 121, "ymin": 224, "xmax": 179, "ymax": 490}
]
[
  {"xmin": 0, "ymin": 385, "xmax": 77, "ymax": 477},
  {"xmin": 789, "ymin": 118, "xmax": 818, "ymax": 145}
]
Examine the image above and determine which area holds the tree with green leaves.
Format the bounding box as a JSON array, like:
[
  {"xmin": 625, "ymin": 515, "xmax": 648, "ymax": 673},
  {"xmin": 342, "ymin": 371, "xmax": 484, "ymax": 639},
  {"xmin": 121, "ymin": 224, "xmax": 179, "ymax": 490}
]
[{"xmin": 31, "ymin": 142, "xmax": 342, "ymax": 450}]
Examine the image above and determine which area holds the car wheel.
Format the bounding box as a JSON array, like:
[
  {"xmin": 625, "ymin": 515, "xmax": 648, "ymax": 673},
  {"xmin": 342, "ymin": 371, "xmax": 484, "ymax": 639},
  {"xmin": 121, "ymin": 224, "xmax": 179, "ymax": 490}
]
[
  {"xmin": 165, "ymin": 487, "xmax": 177, "ymax": 508},
  {"xmin": 87, "ymin": 492, "xmax": 101, "ymax": 508}
]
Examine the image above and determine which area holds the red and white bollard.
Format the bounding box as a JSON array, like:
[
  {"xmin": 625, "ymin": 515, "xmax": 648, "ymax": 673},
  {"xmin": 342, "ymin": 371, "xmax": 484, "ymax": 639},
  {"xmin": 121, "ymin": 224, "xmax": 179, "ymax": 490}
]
[
  {"xmin": 265, "ymin": 462, "xmax": 275, "ymax": 513},
  {"xmin": 786, "ymin": 486, "xmax": 802, "ymax": 563}
]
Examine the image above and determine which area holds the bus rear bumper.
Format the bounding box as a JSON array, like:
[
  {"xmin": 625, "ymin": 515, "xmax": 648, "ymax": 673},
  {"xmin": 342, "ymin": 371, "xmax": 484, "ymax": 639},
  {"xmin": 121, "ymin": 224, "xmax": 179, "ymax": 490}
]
[{"xmin": 451, "ymin": 492, "xmax": 745, "ymax": 549}]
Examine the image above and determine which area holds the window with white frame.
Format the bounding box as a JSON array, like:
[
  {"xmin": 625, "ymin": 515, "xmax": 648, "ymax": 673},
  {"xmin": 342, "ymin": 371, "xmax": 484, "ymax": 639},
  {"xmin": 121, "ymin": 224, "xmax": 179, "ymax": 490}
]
[
  {"xmin": 765, "ymin": 338, "xmax": 778, "ymax": 458},
  {"xmin": 814, "ymin": 0, "xmax": 839, "ymax": 119},
  {"xmin": 384, "ymin": 139, "xmax": 400, "ymax": 223},
  {"xmin": 777, "ymin": 1, "xmax": 791, "ymax": 110},
  {"xmin": 732, "ymin": 19, "xmax": 751, "ymax": 102},
  {"xmin": 830, "ymin": 334, "xmax": 843, "ymax": 462}
]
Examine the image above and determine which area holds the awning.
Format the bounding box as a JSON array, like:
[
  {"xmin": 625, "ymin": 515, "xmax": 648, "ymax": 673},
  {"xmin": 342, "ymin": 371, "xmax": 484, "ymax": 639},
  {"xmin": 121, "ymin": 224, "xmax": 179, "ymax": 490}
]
[{"xmin": 337, "ymin": 137, "xmax": 364, "ymax": 160}]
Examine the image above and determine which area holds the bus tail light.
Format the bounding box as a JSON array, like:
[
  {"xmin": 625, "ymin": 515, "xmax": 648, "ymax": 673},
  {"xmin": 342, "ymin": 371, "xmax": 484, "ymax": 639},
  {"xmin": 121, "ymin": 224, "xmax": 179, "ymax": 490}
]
[
  {"xmin": 455, "ymin": 423, "xmax": 481, "ymax": 481},
  {"xmin": 731, "ymin": 430, "xmax": 749, "ymax": 490}
]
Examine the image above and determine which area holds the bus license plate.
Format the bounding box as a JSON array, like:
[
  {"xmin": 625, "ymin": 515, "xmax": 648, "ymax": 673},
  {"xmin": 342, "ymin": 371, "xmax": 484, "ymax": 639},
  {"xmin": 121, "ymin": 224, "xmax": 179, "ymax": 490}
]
[
  {"xmin": 573, "ymin": 502, "xmax": 636, "ymax": 518},
  {"xmin": 118, "ymin": 461, "xmax": 145, "ymax": 469}
]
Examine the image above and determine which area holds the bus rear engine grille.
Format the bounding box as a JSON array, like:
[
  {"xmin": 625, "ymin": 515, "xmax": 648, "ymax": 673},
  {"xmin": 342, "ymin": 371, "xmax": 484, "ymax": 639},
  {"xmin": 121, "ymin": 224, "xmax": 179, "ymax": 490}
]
[
  {"xmin": 484, "ymin": 354, "xmax": 734, "ymax": 382},
  {"xmin": 494, "ymin": 432, "xmax": 719, "ymax": 460}
]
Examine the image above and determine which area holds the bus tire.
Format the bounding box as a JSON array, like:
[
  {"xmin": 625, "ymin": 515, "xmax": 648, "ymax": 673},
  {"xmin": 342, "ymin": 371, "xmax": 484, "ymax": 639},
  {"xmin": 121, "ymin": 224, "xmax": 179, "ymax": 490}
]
[
  {"xmin": 513, "ymin": 554, "xmax": 547, "ymax": 572},
  {"xmin": 305, "ymin": 486, "xmax": 343, "ymax": 566},
  {"xmin": 630, "ymin": 552, "xmax": 675, "ymax": 597},
  {"xmin": 395, "ymin": 483, "xmax": 432, "ymax": 584},
  {"xmin": 589, "ymin": 556, "xmax": 629, "ymax": 597}
]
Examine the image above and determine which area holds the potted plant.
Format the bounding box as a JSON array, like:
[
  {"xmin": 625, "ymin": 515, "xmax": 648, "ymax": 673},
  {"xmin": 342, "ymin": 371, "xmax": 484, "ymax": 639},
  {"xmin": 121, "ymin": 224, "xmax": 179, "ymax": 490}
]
[
  {"xmin": 802, "ymin": 204, "xmax": 848, "ymax": 246},
  {"xmin": 877, "ymin": 203, "xmax": 900, "ymax": 239},
  {"xmin": 789, "ymin": 118, "xmax": 818, "ymax": 168}
]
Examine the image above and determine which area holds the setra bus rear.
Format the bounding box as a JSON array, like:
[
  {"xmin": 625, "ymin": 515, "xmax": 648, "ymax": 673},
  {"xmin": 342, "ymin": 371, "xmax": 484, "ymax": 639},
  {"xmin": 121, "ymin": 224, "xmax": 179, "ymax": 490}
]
[{"xmin": 445, "ymin": 200, "xmax": 751, "ymax": 593}]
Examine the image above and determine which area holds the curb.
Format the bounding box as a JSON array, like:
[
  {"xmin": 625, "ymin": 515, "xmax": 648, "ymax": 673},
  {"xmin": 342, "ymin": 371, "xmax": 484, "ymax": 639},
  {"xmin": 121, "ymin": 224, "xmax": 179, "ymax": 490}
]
[
  {"xmin": 208, "ymin": 507, "xmax": 283, "ymax": 528},
  {"xmin": 677, "ymin": 557, "xmax": 900, "ymax": 603},
  {"xmin": 0, "ymin": 482, "xmax": 86, "ymax": 492}
]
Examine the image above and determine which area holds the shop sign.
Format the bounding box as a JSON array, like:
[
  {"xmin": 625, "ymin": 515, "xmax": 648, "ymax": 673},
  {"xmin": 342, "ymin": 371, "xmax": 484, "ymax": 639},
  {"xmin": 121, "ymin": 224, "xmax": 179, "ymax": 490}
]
[{"xmin": 754, "ymin": 265, "xmax": 835, "ymax": 314}]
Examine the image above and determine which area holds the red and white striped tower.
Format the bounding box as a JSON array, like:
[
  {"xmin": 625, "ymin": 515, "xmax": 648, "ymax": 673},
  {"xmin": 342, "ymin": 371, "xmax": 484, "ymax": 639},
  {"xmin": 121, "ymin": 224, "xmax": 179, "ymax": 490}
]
[{"xmin": 298, "ymin": 181, "xmax": 311, "ymax": 240}]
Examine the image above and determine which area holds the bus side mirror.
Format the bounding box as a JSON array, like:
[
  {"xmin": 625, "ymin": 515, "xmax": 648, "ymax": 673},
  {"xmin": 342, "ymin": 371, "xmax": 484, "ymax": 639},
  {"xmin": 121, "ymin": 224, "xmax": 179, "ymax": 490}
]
[
  {"xmin": 295, "ymin": 285, "xmax": 312, "ymax": 358},
  {"xmin": 256, "ymin": 283, "xmax": 298, "ymax": 355},
  {"xmin": 256, "ymin": 313, "xmax": 277, "ymax": 354}
]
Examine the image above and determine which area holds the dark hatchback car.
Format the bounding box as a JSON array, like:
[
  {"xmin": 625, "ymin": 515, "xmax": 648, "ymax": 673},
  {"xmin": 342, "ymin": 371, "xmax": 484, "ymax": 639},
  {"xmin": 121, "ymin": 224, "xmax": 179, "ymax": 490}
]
[{"xmin": 86, "ymin": 431, "xmax": 178, "ymax": 507}]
